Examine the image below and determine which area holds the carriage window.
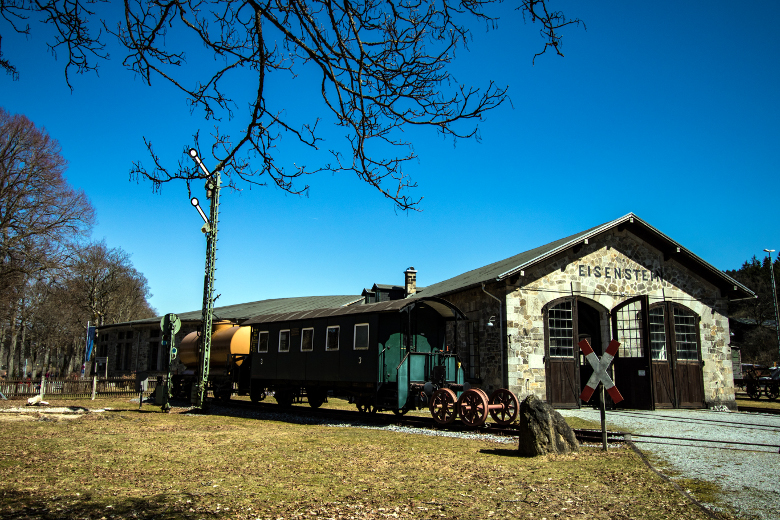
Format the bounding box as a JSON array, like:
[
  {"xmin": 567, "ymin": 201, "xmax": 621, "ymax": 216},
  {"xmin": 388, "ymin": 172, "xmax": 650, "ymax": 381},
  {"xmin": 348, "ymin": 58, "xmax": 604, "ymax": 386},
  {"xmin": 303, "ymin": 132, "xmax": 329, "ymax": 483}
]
[
  {"xmin": 615, "ymin": 301, "xmax": 644, "ymax": 357},
  {"xmin": 279, "ymin": 330, "xmax": 290, "ymax": 352},
  {"xmin": 354, "ymin": 324, "xmax": 369, "ymax": 350},
  {"xmin": 326, "ymin": 326, "xmax": 340, "ymax": 351},
  {"xmin": 673, "ymin": 307, "xmax": 698, "ymax": 361},
  {"xmin": 257, "ymin": 331, "xmax": 269, "ymax": 353},
  {"xmin": 548, "ymin": 301, "xmax": 573, "ymax": 357},
  {"xmin": 649, "ymin": 306, "xmax": 667, "ymax": 361},
  {"xmin": 301, "ymin": 328, "xmax": 314, "ymax": 352}
]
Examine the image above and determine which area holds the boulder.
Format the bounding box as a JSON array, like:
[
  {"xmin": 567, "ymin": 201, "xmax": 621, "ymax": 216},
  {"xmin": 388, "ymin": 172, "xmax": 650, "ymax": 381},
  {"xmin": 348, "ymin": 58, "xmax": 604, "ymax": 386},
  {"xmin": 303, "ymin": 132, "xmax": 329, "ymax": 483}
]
[
  {"xmin": 517, "ymin": 395, "xmax": 579, "ymax": 456},
  {"xmin": 27, "ymin": 395, "xmax": 42, "ymax": 406}
]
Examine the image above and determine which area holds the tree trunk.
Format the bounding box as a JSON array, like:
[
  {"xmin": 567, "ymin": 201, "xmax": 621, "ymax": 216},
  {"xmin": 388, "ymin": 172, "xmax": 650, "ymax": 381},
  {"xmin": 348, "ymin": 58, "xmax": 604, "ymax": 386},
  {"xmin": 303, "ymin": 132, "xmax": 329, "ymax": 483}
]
[{"xmin": 7, "ymin": 316, "xmax": 19, "ymax": 378}]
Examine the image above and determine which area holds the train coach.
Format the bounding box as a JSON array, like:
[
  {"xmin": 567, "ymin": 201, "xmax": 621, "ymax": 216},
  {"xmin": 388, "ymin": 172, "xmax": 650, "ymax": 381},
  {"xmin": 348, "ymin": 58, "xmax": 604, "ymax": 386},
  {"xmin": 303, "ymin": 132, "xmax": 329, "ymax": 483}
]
[{"xmin": 242, "ymin": 296, "xmax": 520, "ymax": 427}]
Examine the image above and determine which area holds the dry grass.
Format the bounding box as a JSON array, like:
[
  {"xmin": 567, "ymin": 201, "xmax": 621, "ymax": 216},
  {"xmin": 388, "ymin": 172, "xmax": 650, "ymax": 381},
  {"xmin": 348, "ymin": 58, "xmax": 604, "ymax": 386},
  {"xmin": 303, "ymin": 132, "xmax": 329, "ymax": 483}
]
[
  {"xmin": 735, "ymin": 391, "xmax": 780, "ymax": 412},
  {"xmin": 0, "ymin": 397, "xmax": 736, "ymax": 520}
]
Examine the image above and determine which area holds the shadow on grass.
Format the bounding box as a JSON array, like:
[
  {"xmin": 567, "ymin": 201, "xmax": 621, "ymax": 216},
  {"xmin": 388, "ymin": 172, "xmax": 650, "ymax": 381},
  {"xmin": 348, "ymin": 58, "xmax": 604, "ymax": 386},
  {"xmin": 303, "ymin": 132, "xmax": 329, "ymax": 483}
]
[
  {"xmin": 478, "ymin": 447, "xmax": 526, "ymax": 457},
  {"xmin": 0, "ymin": 488, "xmax": 211, "ymax": 520}
]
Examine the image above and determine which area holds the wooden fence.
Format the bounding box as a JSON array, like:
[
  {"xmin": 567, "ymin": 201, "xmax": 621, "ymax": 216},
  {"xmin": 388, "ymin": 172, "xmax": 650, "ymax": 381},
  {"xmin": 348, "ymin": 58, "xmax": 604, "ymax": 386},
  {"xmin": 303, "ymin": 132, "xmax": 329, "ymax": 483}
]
[{"xmin": 0, "ymin": 378, "xmax": 160, "ymax": 399}]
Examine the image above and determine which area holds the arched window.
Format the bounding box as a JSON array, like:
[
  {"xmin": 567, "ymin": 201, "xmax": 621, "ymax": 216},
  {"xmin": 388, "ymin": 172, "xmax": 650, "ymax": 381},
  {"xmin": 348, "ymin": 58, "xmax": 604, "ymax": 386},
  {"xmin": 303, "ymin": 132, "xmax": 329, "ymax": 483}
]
[{"xmin": 548, "ymin": 300, "xmax": 574, "ymax": 357}]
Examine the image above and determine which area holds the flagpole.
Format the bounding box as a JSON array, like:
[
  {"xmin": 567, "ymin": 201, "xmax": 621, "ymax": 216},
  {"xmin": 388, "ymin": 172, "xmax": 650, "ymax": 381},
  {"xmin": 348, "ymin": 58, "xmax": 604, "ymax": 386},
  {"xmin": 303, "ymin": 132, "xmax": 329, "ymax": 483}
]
[{"xmin": 83, "ymin": 321, "xmax": 90, "ymax": 379}]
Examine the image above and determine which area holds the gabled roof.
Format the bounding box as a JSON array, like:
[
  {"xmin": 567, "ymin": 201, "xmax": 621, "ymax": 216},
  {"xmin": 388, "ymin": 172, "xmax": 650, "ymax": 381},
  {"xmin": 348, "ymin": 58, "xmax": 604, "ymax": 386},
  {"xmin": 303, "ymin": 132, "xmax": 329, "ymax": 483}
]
[
  {"xmin": 100, "ymin": 295, "xmax": 364, "ymax": 329},
  {"xmin": 411, "ymin": 213, "xmax": 755, "ymax": 301},
  {"xmin": 243, "ymin": 296, "xmax": 465, "ymax": 325}
]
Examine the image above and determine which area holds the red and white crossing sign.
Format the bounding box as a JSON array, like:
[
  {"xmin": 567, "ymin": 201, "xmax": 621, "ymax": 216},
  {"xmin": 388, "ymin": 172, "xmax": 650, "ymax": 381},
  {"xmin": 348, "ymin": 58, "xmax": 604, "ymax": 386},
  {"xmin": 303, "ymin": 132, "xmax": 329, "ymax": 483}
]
[{"xmin": 579, "ymin": 339, "xmax": 624, "ymax": 404}]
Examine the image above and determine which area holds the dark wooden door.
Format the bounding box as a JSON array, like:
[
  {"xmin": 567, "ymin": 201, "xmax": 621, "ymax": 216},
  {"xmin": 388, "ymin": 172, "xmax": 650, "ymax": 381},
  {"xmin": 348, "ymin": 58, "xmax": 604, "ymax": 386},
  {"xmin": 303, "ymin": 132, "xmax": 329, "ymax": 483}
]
[
  {"xmin": 648, "ymin": 304, "xmax": 675, "ymax": 408},
  {"xmin": 611, "ymin": 296, "xmax": 653, "ymax": 409},
  {"xmin": 545, "ymin": 299, "xmax": 579, "ymax": 408},
  {"xmin": 670, "ymin": 305, "xmax": 705, "ymax": 408}
]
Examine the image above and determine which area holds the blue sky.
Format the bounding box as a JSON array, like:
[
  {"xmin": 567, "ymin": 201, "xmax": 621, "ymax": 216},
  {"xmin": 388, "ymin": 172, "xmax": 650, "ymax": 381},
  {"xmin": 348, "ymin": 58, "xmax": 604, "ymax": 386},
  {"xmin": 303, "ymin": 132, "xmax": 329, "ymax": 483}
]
[{"xmin": 3, "ymin": 1, "xmax": 779, "ymax": 315}]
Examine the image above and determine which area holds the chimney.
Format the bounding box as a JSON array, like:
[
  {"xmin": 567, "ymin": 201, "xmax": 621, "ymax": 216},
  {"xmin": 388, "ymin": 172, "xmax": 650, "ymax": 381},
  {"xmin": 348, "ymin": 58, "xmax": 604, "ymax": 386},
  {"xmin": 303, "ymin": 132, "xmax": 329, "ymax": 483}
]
[{"xmin": 404, "ymin": 267, "xmax": 417, "ymax": 297}]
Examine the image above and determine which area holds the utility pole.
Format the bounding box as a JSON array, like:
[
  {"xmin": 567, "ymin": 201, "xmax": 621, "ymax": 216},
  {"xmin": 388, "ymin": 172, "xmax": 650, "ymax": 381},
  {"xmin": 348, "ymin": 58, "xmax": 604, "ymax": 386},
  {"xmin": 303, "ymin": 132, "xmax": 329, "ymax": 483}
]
[
  {"xmin": 188, "ymin": 148, "xmax": 221, "ymax": 408},
  {"xmin": 764, "ymin": 249, "xmax": 780, "ymax": 361}
]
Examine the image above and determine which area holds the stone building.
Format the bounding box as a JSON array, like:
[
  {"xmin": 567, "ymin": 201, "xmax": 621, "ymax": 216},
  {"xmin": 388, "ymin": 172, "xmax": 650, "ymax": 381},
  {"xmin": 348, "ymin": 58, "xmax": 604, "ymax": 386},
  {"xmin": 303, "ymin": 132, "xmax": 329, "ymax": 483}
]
[{"xmin": 410, "ymin": 213, "xmax": 754, "ymax": 410}]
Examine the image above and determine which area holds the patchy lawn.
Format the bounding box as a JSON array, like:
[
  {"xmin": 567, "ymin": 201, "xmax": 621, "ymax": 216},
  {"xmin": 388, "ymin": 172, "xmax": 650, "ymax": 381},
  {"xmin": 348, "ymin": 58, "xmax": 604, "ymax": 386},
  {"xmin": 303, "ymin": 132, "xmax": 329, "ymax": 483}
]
[{"xmin": 0, "ymin": 398, "xmax": 734, "ymax": 520}]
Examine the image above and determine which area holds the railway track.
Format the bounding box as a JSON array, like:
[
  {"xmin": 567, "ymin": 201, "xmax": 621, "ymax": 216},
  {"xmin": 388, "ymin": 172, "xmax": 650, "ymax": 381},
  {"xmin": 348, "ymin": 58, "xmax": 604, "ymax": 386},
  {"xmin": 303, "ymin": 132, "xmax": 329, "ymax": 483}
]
[{"xmin": 179, "ymin": 396, "xmax": 780, "ymax": 452}]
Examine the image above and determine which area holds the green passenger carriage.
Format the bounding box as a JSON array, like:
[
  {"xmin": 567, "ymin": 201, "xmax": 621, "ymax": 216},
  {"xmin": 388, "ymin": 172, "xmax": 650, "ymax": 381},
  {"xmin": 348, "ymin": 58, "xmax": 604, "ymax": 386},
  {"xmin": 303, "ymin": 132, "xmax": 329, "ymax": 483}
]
[{"xmin": 243, "ymin": 296, "xmax": 519, "ymax": 427}]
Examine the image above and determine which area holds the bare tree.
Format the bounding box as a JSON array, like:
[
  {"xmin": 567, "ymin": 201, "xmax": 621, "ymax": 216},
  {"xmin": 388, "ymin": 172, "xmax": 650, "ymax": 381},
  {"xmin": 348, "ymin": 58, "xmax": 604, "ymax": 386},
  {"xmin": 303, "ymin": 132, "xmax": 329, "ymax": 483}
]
[
  {"xmin": 65, "ymin": 240, "xmax": 156, "ymax": 327},
  {"xmin": 1, "ymin": 0, "xmax": 582, "ymax": 210},
  {"xmin": 0, "ymin": 108, "xmax": 96, "ymax": 290}
]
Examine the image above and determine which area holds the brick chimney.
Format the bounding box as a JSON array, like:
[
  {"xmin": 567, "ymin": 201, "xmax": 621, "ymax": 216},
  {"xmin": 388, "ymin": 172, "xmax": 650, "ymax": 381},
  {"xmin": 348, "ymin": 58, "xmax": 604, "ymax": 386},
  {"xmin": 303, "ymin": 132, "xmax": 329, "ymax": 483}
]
[{"xmin": 404, "ymin": 267, "xmax": 417, "ymax": 297}]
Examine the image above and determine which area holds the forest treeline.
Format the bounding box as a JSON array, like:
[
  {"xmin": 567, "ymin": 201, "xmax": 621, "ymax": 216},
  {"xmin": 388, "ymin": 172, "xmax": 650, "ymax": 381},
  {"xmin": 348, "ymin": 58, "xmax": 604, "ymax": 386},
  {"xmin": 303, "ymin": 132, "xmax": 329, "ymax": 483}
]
[
  {"xmin": 0, "ymin": 108, "xmax": 155, "ymax": 379},
  {"xmin": 727, "ymin": 257, "xmax": 780, "ymax": 366}
]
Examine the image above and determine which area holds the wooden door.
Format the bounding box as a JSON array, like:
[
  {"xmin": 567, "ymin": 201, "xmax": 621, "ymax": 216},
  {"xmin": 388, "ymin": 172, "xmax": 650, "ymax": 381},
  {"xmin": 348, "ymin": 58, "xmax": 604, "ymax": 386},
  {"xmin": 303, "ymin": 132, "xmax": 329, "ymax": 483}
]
[
  {"xmin": 611, "ymin": 297, "xmax": 653, "ymax": 409},
  {"xmin": 648, "ymin": 305, "xmax": 675, "ymax": 408},
  {"xmin": 670, "ymin": 305, "xmax": 705, "ymax": 408},
  {"xmin": 545, "ymin": 299, "xmax": 580, "ymax": 408}
]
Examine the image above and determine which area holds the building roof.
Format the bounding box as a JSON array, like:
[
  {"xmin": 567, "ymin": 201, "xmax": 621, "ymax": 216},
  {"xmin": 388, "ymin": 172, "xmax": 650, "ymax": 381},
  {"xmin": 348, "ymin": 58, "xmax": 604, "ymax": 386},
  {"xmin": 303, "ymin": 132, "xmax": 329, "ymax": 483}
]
[
  {"xmin": 410, "ymin": 213, "xmax": 756, "ymax": 301},
  {"xmin": 100, "ymin": 295, "xmax": 364, "ymax": 329},
  {"xmin": 243, "ymin": 296, "xmax": 465, "ymax": 326}
]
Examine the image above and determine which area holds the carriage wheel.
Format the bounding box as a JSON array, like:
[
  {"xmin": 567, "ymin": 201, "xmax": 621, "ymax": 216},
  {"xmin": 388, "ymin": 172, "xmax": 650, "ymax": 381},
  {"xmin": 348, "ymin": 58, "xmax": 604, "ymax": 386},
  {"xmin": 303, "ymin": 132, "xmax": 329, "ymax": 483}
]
[
  {"xmin": 275, "ymin": 388, "xmax": 294, "ymax": 407},
  {"xmin": 746, "ymin": 382, "xmax": 761, "ymax": 400},
  {"xmin": 457, "ymin": 389, "xmax": 489, "ymax": 427},
  {"xmin": 250, "ymin": 383, "xmax": 265, "ymax": 403},
  {"xmin": 356, "ymin": 402, "xmax": 377, "ymax": 414},
  {"xmin": 430, "ymin": 388, "xmax": 457, "ymax": 424},
  {"xmin": 766, "ymin": 382, "xmax": 779, "ymax": 401},
  {"xmin": 392, "ymin": 407, "xmax": 409, "ymax": 416},
  {"xmin": 307, "ymin": 388, "xmax": 327, "ymax": 409},
  {"xmin": 489, "ymin": 388, "xmax": 519, "ymax": 426}
]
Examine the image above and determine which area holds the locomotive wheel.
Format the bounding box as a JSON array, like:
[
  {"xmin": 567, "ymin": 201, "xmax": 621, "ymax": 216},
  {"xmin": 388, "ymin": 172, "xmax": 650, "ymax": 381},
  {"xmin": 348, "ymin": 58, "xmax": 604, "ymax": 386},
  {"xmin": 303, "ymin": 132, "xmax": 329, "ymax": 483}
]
[
  {"xmin": 457, "ymin": 389, "xmax": 489, "ymax": 427},
  {"xmin": 489, "ymin": 388, "xmax": 520, "ymax": 426},
  {"xmin": 766, "ymin": 383, "xmax": 779, "ymax": 401},
  {"xmin": 430, "ymin": 388, "xmax": 457, "ymax": 424},
  {"xmin": 746, "ymin": 382, "xmax": 761, "ymax": 400}
]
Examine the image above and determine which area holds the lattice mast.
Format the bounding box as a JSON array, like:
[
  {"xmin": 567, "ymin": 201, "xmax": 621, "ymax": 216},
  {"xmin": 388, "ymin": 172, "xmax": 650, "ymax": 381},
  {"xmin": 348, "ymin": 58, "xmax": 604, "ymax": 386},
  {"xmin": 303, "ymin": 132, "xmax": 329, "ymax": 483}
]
[{"xmin": 188, "ymin": 149, "xmax": 221, "ymax": 408}]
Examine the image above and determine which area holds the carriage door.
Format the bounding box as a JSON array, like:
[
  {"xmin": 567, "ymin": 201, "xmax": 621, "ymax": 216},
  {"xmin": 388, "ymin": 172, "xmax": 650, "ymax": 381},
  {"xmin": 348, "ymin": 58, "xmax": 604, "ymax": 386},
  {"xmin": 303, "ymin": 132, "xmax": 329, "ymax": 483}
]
[
  {"xmin": 545, "ymin": 299, "xmax": 580, "ymax": 408},
  {"xmin": 611, "ymin": 297, "xmax": 653, "ymax": 409},
  {"xmin": 670, "ymin": 305, "xmax": 705, "ymax": 408}
]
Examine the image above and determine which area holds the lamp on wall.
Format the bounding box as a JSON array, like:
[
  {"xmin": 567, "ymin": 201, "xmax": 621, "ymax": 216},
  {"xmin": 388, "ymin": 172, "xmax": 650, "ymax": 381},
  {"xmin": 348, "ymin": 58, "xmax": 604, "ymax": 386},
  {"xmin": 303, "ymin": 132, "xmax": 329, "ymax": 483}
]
[{"xmin": 487, "ymin": 316, "xmax": 496, "ymax": 328}]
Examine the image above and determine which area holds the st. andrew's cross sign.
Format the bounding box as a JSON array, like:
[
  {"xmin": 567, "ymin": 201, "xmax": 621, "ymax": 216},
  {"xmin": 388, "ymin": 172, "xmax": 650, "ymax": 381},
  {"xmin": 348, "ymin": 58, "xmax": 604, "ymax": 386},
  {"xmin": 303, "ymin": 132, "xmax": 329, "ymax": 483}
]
[{"xmin": 578, "ymin": 339, "xmax": 624, "ymax": 404}]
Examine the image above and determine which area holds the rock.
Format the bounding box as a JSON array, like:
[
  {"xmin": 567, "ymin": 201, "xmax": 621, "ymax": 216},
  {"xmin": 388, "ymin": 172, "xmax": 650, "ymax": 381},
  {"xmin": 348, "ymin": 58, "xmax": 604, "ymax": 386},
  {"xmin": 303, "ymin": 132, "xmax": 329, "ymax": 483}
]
[
  {"xmin": 27, "ymin": 395, "xmax": 42, "ymax": 406},
  {"xmin": 517, "ymin": 395, "xmax": 579, "ymax": 456}
]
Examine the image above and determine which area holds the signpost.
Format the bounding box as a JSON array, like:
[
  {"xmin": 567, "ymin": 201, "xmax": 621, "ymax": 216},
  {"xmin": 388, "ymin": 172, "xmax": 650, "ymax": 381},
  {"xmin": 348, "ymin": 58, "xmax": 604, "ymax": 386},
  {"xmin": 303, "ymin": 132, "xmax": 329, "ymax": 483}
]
[
  {"xmin": 160, "ymin": 313, "xmax": 181, "ymax": 412},
  {"xmin": 578, "ymin": 339, "xmax": 623, "ymax": 450}
]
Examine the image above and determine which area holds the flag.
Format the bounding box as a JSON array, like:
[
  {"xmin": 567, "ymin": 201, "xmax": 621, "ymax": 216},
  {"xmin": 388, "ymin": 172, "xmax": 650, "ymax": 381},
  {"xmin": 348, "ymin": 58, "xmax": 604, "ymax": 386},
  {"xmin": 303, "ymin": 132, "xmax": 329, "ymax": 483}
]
[{"xmin": 85, "ymin": 326, "xmax": 97, "ymax": 361}]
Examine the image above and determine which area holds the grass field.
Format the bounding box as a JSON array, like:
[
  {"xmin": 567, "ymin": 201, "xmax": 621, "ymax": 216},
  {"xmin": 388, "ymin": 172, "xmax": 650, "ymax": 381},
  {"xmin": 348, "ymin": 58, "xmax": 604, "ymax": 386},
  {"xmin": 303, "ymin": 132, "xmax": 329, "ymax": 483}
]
[{"xmin": 0, "ymin": 397, "xmax": 734, "ymax": 520}]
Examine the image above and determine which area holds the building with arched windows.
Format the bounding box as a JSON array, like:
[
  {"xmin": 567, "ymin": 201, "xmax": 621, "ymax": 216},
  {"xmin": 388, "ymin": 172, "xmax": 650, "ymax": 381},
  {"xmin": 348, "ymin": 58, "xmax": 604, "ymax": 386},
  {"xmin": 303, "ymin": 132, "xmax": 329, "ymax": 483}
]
[{"xmin": 409, "ymin": 213, "xmax": 754, "ymax": 410}]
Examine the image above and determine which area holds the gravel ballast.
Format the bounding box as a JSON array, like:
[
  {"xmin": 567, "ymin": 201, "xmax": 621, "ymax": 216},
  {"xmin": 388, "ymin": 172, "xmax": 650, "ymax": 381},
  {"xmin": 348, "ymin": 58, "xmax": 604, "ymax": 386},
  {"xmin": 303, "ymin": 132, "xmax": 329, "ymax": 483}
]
[{"xmin": 558, "ymin": 408, "xmax": 780, "ymax": 520}]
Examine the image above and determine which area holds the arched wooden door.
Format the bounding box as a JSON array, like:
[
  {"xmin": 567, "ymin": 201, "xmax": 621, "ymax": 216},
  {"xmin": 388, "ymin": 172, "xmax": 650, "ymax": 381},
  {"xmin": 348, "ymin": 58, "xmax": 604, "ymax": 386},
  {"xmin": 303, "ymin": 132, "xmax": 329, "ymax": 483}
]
[
  {"xmin": 669, "ymin": 304, "xmax": 705, "ymax": 408},
  {"xmin": 611, "ymin": 296, "xmax": 653, "ymax": 409},
  {"xmin": 544, "ymin": 298, "xmax": 580, "ymax": 408}
]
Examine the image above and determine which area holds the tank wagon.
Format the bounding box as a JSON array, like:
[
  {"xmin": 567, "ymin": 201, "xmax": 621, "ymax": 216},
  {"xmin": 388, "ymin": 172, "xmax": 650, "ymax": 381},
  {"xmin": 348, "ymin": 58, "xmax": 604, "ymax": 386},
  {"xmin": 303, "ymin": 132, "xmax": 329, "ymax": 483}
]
[
  {"xmin": 243, "ymin": 296, "xmax": 519, "ymax": 427},
  {"xmin": 173, "ymin": 322, "xmax": 252, "ymax": 401}
]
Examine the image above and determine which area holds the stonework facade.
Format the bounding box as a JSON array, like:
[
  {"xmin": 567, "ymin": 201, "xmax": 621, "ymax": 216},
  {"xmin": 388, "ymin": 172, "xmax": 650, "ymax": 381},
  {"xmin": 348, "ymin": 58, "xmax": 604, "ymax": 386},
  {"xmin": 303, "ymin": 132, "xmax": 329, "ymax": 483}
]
[{"xmin": 445, "ymin": 228, "xmax": 736, "ymax": 410}]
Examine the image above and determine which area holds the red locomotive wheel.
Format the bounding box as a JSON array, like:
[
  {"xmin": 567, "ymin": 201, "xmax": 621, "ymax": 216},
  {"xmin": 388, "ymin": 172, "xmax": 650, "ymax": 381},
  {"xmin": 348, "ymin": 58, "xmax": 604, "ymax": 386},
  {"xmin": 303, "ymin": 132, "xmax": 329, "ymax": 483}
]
[
  {"xmin": 457, "ymin": 389, "xmax": 488, "ymax": 427},
  {"xmin": 429, "ymin": 388, "xmax": 458, "ymax": 424},
  {"xmin": 489, "ymin": 388, "xmax": 519, "ymax": 426}
]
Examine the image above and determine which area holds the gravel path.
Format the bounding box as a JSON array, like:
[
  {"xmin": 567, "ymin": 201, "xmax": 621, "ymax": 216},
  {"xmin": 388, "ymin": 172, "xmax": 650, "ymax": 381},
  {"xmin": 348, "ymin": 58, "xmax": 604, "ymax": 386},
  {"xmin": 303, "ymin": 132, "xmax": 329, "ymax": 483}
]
[{"xmin": 558, "ymin": 408, "xmax": 780, "ymax": 520}]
